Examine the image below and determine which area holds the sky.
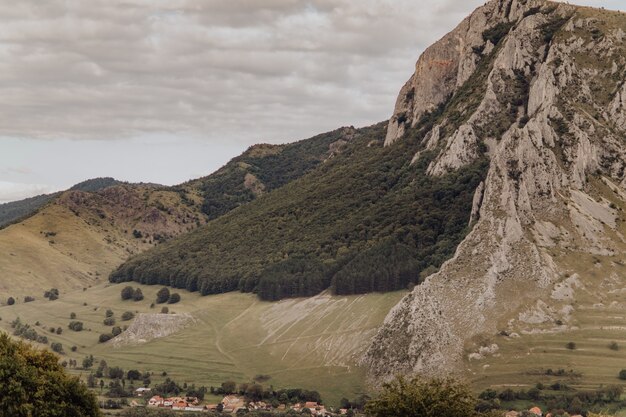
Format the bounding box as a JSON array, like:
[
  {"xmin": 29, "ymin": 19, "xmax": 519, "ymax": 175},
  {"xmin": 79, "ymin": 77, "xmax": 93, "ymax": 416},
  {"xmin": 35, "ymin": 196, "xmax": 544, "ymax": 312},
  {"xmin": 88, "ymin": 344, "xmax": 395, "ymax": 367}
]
[{"xmin": 0, "ymin": 0, "xmax": 622, "ymax": 203}]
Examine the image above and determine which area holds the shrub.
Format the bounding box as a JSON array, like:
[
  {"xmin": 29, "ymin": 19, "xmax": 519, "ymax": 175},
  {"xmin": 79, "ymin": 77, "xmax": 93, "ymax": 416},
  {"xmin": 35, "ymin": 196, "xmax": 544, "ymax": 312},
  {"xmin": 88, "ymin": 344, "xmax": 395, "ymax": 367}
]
[
  {"xmin": 365, "ymin": 376, "xmax": 476, "ymax": 417},
  {"xmin": 120, "ymin": 286, "xmax": 135, "ymax": 300},
  {"xmin": 156, "ymin": 287, "xmax": 170, "ymax": 304},
  {"xmin": 161, "ymin": 307, "xmax": 169, "ymax": 314},
  {"xmin": 103, "ymin": 317, "xmax": 115, "ymax": 326},
  {"xmin": 105, "ymin": 309, "xmax": 114, "ymax": 318},
  {"xmin": 6, "ymin": 297, "xmax": 15, "ymax": 306},
  {"xmin": 70, "ymin": 312, "xmax": 77, "ymax": 319},
  {"xmin": 133, "ymin": 288, "xmax": 144, "ymax": 301},
  {"xmin": 50, "ymin": 342, "xmax": 63, "ymax": 353},
  {"xmin": 56, "ymin": 327, "xmax": 63, "ymax": 335},
  {"xmin": 44, "ymin": 288, "xmax": 59, "ymax": 300},
  {"xmin": 121, "ymin": 311, "xmax": 135, "ymax": 321},
  {"xmin": 566, "ymin": 342, "xmax": 576, "ymax": 350},
  {"xmin": 609, "ymin": 341, "xmax": 619, "ymax": 351},
  {"xmin": 82, "ymin": 355, "xmax": 94, "ymax": 369},
  {"xmin": 68, "ymin": 321, "xmax": 84, "ymax": 332},
  {"xmin": 111, "ymin": 327, "xmax": 122, "ymax": 337},
  {"xmin": 619, "ymin": 369, "xmax": 626, "ymax": 380},
  {"xmin": 24, "ymin": 296, "xmax": 35, "ymax": 303},
  {"xmin": 99, "ymin": 334, "xmax": 112, "ymax": 343},
  {"xmin": 167, "ymin": 293, "xmax": 181, "ymax": 304},
  {"xmin": 71, "ymin": 346, "xmax": 77, "ymax": 352}
]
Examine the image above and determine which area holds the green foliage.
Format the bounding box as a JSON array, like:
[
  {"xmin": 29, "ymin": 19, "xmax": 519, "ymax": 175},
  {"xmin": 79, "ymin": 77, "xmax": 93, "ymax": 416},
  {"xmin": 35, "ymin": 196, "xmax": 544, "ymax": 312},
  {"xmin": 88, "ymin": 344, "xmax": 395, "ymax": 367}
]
[
  {"xmin": 188, "ymin": 127, "xmax": 354, "ymax": 220},
  {"xmin": 0, "ymin": 333, "xmax": 100, "ymax": 417},
  {"xmin": 619, "ymin": 369, "xmax": 626, "ymax": 380},
  {"xmin": 68, "ymin": 321, "xmax": 84, "ymax": 331},
  {"xmin": 121, "ymin": 286, "xmax": 135, "ymax": 300},
  {"xmin": 50, "ymin": 342, "xmax": 63, "ymax": 353},
  {"xmin": 105, "ymin": 309, "xmax": 114, "ymax": 318},
  {"xmin": 121, "ymin": 311, "xmax": 135, "ymax": 321},
  {"xmin": 99, "ymin": 333, "xmax": 112, "ymax": 343},
  {"xmin": 482, "ymin": 22, "xmax": 514, "ymax": 45},
  {"xmin": 167, "ymin": 293, "xmax": 181, "ymax": 304},
  {"xmin": 133, "ymin": 288, "xmax": 144, "ymax": 301},
  {"xmin": 110, "ymin": 120, "xmax": 487, "ymax": 300},
  {"xmin": 44, "ymin": 288, "xmax": 59, "ymax": 300},
  {"xmin": 156, "ymin": 287, "xmax": 170, "ymax": 304},
  {"xmin": 365, "ymin": 376, "xmax": 476, "ymax": 417},
  {"xmin": 566, "ymin": 341, "xmax": 576, "ymax": 350},
  {"xmin": 103, "ymin": 317, "xmax": 115, "ymax": 326},
  {"xmin": 6, "ymin": 297, "xmax": 14, "ymax": 306},
  {"xmin": 82, "ymin": 355, "xmax": 95, "ymax": 369}
]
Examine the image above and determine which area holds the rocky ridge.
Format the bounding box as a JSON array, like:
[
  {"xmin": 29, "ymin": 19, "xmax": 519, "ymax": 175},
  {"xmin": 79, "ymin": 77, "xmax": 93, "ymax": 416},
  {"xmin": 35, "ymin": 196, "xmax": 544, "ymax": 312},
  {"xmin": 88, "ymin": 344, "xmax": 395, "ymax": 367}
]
[{"xmin": 365, "ymin": 0, "xmax": 626, "ymax": 381}]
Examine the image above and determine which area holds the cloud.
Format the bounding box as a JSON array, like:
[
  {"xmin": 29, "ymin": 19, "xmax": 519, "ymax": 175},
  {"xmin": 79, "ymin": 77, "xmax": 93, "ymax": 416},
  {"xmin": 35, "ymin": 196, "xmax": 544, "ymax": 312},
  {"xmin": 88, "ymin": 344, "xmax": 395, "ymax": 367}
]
[
  {"xmin": 0, "ymin": 181, "xmax": 57, "ymax": 204},
  {"xmin": 0, "ymin": 0, "xmax": 489, "ymax": 144}
]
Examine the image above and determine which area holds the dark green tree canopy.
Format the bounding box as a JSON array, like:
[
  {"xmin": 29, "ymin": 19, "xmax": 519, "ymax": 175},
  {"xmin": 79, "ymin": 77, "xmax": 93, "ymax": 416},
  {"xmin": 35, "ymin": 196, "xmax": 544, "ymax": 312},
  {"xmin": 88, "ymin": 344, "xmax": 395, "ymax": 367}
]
[{"xmin": 0, "ymin": 332, "xmax": 100, "ymax": 417}]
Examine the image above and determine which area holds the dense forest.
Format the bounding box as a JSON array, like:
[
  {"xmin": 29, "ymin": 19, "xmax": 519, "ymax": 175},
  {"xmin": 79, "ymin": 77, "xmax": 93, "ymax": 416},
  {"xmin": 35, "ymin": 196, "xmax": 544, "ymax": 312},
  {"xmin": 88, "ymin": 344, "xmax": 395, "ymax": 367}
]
[{"xmin": 110, "ymin": 40, "xmax": 500, "ymax": 301}]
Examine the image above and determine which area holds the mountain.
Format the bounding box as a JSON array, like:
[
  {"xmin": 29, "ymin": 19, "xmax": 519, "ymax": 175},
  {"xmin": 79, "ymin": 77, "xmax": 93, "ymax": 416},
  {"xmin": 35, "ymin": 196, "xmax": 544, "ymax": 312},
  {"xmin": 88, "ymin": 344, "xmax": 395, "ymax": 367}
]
[
  {"xmin": 109, "ymin": 113, "xmax": 488, "ymax": 300},
  {"xmin": 0, "ymin": 128, "xmax": 358, "ymax": 298},
  {"xmin": 0, "ymin": 178, "xmax": 124, "ymax": 228},
  {"xmin": 364, "ymin": 0, "xmax": 626, "ymax": 381}
]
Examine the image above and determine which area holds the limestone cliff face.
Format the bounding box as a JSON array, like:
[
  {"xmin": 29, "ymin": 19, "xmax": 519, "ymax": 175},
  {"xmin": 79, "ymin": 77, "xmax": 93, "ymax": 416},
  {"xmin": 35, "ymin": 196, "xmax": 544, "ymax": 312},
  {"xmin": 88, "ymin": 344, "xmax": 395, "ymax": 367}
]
[{"xmin": 366, "ymin": 0, "xmax": 626, "ymax": 380}]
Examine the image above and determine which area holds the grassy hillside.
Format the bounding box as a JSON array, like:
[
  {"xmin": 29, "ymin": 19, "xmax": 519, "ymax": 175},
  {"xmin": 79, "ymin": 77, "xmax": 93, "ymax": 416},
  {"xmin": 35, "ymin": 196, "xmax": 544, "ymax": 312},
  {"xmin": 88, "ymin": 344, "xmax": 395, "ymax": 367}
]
[
  {"xmin": 0, "ymin": 185, "xmax": 207, "ymax": 299},
  {"xmin": 0, "ymin": 282, "xmax": 405, "ymax": 405},
  {"xmin": 183, "ymin": 126, "xmax": 359, "ymax": 220},
  {"xmin": 111, "ymin": 116, "xmax": 488, "ymax": 300}
]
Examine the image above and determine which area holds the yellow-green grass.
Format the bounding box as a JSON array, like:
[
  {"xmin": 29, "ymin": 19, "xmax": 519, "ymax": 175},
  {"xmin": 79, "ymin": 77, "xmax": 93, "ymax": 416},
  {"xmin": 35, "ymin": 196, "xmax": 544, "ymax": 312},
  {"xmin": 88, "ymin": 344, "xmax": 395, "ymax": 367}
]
[{"xmin": 0, "ymin": 282, "xmax": 405, "ymax": 405}]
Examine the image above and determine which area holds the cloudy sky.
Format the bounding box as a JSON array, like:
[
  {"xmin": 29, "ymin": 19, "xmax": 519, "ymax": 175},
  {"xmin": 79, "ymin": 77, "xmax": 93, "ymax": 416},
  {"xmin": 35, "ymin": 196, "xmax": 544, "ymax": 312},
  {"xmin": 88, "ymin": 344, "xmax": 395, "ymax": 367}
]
[{"xmin": 0, "ymin": 0, "xmax": 622, "ymax": 203}]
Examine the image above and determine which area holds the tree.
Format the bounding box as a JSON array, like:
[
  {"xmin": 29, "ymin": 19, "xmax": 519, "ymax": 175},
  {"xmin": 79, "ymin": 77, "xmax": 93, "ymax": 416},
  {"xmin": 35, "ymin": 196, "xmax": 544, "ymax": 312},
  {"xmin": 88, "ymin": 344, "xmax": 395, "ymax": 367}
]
[
  {"xmin": 619, "ymin": 369, "xmax": 626, "ymax": 380},
  {"xmin": 70, "ymin": 312, "xmax": 77, "ymax": 319},
  {"xmin": 82, "ymin": 355, "xmax": 95, "ymax": 369},
  {"xmin": 127, "ymin": 370, "xmax": 141, "ymax": 381},
  {"xmin": 365, "ymin": 376, "xmax": 476, "ymax": 417},
  {"xmin": 156, "ymin": 287, "xmax": 170, "ymax": 304},
  {"xmin": 121, "ymin": 311, "xmax": 135, "ymax": 321},
  {"xmin": 133, "ymin": 288, "xmax": 144, "ymax": 301},
  {"xmin": 0, "ymin": 334, "xmax": 100, "ymax": 416},
  {"xmin": 221, "ymin": 380, "xmax": 237, "ymax": 394},
  {"xmin": 161, "ymin": 306, "xmax": 169, "ymax": 314},
  {"xmin": 167, "ymin": 293, "xmax": 181, "ymax": 304},
  {"xmin": 121, "ymin": 286, "xmax": 135, "ymax": 300},
  {"xmin": 105, "ymin": 309, "xmax": 114, "ymax": 318},
  {"xmin": 103, "ymin": 317, "xmax": 115, "ymax": 326},
  {"xmin": 7, "ymin": 297, "xmax": 15, "ymax": 305},
  {"xmin": 111, "ymin": 326, "xmax": 122, "ymax": 337}
]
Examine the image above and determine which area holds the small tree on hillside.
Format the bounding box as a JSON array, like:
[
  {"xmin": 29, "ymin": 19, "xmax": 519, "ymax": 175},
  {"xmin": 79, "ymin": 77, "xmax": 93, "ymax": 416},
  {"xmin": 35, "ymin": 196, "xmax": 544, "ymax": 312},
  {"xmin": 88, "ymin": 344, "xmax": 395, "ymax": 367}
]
[
  {"xmin": 6, "ymin": 297, "xmax": 15, "ymax": 306},
  {"xmin": 133, "ymin": 288, "xmax": 144, "ymax": 301},
  {"xmin": 365, "ymin": 376, "xmax": 476, "ymax": 417},
  {"xmin": 156, "ymin": 287, "xmax": 170, "ymax": 304},
  {"xmin": 167, "ymin": 293, "xmax": 181, "ymax": 304},
  {"xmin": 121, "ymin": 286, "xmax": 135, "ymax": 300}
]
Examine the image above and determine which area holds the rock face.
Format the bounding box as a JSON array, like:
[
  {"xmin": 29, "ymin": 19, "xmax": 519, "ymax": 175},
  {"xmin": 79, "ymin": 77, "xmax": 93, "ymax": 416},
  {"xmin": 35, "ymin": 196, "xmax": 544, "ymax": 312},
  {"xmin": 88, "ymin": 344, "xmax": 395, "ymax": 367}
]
[{"xmin": 365, "ymin": 0, "xmax": 626, "ymax": 381}]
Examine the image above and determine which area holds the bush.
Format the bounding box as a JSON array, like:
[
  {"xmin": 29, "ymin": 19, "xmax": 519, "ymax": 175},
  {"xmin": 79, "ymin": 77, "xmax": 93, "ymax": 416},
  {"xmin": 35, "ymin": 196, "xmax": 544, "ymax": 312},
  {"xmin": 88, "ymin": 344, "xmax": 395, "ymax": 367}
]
[
  {"xmin": 121, "ymin": 286, "xmax": 135, "ymax": 300},
  {"xmin": 103, "ymin": 317, "xmax": 115, "ymax": 326},
  {"xmin": 71, "ymin": 346, "xmax": 77, "ymax": 352},
  {"xmin": 105, "ymin": 309, "xmax": 114, "ymax": 318},
  {"xmin": 56, "ymin": 327, "xmax": 63, "ymax": 335},
  {"xmin": 365, "ymin": 376, "xmax": 476, "ymax": 417},
  {"xmin": 0, "ymin": 334, "xmax": 99, "ymax": 416},
  {"xmin": 609, "ymin": 341, "xmax": 619, "ymax": 351},
  {"xmin": 133, "ymin": 288, "xmax": 144, "ymax": 301},
  {"xmin": 24, "ymin": 296, "xmax": 35, "ymax": 303},
  {"xmin": 566, "ymin": 342, "xmax": 576, "ymax": 350},
  {"xmin": 44, "ymin": 288, "xmax": 59, "ymax": 300},
  {"xmin": 619, "ymin": 369, "xmax": 626, "ymax": 380},
  {"xmin": 6, "ymin": 297, "xmax": 15, "ymax": 306},
  {"xmin": 161, "ymin": 307, "xmax": 169, "ymax": 314},
  {"xmin": 50, "ymin": 342, "xmax": 63, "ymax": 353},
  {"xmin": 111, "ymin": 326, "xmax": 122, "ymax": 337},
  {"xmin": 167, "ymin": 293, "xmax": 181, "ymax": 304},
  {"xmin": 156, "ymin": 287, "xmax": 170, "ymax": 304},
  {"xmin": 68, "ymin": 321, "xmax": 84, "ymax": 332},
  {"xmin": 99, "ymin": 334, "xmax": 112, "ymax": 343},
  {"xmin": 121, "ymin": 311, "xmax": 135, "ymax": 321},
  {"xmin": 70, "ymin": 312, "xmax": 77, "ymax": 319}
]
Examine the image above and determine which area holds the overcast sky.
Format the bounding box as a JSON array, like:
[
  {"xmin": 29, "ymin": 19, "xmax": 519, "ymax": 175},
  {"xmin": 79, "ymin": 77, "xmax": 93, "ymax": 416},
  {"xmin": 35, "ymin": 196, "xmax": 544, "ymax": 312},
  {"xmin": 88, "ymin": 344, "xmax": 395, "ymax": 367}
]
[{"xmin": 0, "ymin": 0, "xmax": 622, "ymax": 203}]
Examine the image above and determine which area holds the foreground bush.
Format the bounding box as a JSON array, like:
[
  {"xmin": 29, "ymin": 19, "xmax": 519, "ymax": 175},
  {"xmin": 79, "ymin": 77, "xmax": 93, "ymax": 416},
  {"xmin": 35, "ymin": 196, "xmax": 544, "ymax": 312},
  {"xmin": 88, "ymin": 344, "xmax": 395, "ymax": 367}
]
[
  {"xmin": 365, "ymin": 376, "xmax": 477, "ymax": 417},
  {"xmin": 0, "ymin": 332, "xmax": 100, "ymax": 416}
]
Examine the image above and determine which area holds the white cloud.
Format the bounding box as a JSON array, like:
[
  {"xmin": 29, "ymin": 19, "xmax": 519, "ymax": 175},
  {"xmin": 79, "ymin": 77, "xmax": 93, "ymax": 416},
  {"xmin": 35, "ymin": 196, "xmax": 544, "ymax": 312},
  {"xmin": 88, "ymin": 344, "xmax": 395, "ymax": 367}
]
[{"xmin": 0, "ymin": 181, "xmax": 58, "ymax": 204}]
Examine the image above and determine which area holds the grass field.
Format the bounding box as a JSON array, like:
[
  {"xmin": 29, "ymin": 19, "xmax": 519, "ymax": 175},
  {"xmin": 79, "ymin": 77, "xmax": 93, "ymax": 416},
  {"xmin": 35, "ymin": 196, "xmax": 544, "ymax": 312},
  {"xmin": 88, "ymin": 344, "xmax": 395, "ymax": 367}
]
[{"xmin": 0, "ymin": 282, "xmax": 405, "ymax": 405}]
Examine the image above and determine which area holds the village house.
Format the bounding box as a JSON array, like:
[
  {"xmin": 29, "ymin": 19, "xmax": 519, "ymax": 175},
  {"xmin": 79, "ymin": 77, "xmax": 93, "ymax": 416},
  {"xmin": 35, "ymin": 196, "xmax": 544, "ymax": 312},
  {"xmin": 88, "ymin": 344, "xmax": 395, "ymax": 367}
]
[
  {"xmin": 135, "ymin": 387, "xmax": 152, "ymax": 397},
  {"xmin": 148, "ymin": 395, "xmax": 164, "ymax": 407},
  {"xmin": 222, "ymin": 395, "xmax": 244, "ymax": 413}
]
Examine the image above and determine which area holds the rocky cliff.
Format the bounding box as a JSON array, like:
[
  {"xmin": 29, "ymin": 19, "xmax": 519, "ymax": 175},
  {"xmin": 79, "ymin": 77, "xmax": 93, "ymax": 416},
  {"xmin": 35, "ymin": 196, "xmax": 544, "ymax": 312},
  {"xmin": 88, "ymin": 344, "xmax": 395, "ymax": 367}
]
[{"xmin": 366, "ymin": 0, "xmax": 626, "ymax": 381}]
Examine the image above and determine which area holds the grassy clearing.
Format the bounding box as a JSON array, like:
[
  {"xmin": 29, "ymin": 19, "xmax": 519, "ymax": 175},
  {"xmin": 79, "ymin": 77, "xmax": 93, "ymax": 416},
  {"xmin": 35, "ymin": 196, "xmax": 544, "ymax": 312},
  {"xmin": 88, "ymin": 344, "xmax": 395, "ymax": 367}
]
[{"xmin": 0, "ymin": 282, "xmax": 405, "ymax": 405}]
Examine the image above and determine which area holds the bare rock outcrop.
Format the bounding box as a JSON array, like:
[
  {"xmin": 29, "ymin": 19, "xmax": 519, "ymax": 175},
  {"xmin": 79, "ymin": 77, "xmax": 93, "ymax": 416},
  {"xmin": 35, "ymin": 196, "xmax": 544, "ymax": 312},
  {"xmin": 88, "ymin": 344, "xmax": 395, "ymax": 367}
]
[{"xmin": 365, "ymin": 0, "xmax": 626, "ymax": 381}]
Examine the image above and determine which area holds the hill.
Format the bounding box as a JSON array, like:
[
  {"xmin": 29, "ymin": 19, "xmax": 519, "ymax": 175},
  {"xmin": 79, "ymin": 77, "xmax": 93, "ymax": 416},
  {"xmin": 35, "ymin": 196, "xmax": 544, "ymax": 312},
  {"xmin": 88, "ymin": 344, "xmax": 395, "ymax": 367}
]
[
  {"xmin": 0, "ymin": 128, "xmax": 360, "ymax": 298},
  {"xmin": 110, "ymin": 116, "xmax": 488, "ymax": 300},
  {"xmin": 365, "ymin": 0, "xmax": 626, "ymax": 382},
  {"xmin": 0, "ymin": 282, "xmax": 405, "ymax": 405}
]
